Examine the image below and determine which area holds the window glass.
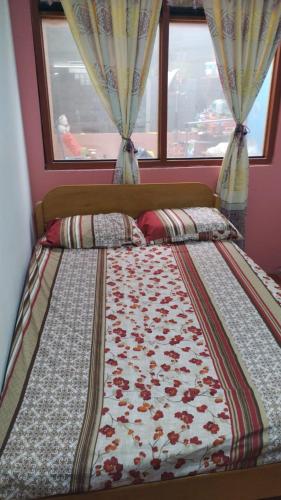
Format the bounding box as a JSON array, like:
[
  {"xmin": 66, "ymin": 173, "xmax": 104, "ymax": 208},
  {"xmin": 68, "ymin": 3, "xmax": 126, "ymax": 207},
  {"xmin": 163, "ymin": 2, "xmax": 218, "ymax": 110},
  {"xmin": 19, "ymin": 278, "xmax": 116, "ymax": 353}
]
[
  {"xmin": 42, "ymin": 19, "xmax": 159, "ymax": 161},
  {"xmin": 167, "ymin": 22, "xmax": 272, "ymax": 159}
]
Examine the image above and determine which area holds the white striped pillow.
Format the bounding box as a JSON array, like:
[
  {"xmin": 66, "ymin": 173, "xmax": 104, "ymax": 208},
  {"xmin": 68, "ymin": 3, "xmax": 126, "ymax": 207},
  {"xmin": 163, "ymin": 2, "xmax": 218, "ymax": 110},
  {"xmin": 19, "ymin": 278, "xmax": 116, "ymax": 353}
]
[
  {"xmin": 41, "ymin": 213, "xmax": 146, "ymax": 248},
  {"xmin": 137, "ymin": 207, "xmax": 242, "ymax": 244}
]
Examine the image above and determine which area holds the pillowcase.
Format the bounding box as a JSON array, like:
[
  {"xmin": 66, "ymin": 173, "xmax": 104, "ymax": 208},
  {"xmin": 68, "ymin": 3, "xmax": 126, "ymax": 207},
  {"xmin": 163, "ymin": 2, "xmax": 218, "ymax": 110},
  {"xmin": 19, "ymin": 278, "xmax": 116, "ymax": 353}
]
[
  {"xmin": 41, "ymin": 213, "xmax": 146, "ymax": 249},
  {"xmin": 137, "ymin": 207, "xmax": 242, "ymax": 244}
]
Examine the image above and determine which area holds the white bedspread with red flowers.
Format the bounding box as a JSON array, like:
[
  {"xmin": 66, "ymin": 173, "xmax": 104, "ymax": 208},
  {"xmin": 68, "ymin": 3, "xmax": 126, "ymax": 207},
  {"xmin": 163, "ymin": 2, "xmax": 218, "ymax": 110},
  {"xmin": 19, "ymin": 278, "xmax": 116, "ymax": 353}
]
[{"xmin": 1, "ymin": 242, "xmax": 281, "ymax": 498}]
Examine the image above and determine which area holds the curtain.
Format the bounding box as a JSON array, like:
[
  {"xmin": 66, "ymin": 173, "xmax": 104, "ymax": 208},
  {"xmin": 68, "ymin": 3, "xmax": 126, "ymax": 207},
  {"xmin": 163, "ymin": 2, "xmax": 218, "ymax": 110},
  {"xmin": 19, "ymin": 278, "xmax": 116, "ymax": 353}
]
[
  {"xmin": 203, "ymin": 0, "xmax": 281, "ymax": 236},
  {"xmin": 61, "ymin": 0, "xmax": 161, "ymax": 184}
]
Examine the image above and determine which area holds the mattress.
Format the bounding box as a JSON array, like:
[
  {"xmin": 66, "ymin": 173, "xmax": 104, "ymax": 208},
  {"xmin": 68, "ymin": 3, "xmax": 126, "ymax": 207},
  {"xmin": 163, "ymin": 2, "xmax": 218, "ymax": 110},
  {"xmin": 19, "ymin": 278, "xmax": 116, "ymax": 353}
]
[{"xmin": 1, "ymin": 241, "xmax": 281, "ymax": 498}]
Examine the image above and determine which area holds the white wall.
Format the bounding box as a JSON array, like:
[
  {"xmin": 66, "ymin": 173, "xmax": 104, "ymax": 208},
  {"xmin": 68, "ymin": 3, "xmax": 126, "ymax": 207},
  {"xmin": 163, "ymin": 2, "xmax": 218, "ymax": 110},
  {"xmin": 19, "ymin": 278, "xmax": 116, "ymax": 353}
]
[{"xmin": 0, "ymin": 0, "xmax": 33, "ymax": 389}]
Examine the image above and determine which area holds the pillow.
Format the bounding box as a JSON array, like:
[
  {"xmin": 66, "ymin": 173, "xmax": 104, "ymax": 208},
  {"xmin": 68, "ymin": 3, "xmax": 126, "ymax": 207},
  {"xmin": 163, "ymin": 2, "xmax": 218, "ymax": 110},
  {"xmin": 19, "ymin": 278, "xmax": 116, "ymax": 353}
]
[
  {"xmin": 137, "ymin": 207, "xmax": 242, "ymax": 244},
  {"xmin": 41, "ymin": 213, "xmax": 146, "ymax": 248}
]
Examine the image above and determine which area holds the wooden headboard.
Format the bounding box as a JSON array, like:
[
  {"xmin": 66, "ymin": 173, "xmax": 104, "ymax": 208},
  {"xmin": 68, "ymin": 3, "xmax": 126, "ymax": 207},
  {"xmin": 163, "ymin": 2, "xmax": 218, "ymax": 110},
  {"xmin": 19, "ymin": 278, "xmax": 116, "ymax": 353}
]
[{"xmin": 35, "ymin": 183, "xmax": 220, "ymax": 238}]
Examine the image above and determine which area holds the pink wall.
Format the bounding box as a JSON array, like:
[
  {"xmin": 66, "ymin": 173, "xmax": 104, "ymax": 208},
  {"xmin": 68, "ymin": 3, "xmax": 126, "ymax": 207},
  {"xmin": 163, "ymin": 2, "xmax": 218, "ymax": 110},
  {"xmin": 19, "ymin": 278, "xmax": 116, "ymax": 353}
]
[{"xmin": 9, "ymin": 0, "xmax": 281, "ymax": 273}]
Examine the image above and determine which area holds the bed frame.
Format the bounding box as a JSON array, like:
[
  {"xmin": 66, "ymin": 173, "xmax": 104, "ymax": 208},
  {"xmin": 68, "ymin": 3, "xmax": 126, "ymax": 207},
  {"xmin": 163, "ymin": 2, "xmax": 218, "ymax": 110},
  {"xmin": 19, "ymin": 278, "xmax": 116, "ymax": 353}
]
[
  {"xmin": 34, "ymin": 183, "xmax": 281, "ymax": 500},
  {"xmin": 35, "ymin": 182, "xmax": 219, "ymax": 237}
]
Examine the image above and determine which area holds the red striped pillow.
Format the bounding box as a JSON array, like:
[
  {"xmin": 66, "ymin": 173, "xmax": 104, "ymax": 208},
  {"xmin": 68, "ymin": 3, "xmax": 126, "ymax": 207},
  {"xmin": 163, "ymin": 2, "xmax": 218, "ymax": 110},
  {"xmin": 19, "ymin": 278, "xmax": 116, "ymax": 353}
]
[
  {"xmin": 137, "ymin": 207, "xmax": 242, "ymax": 244},
  {"xmin": 41, "ymin": 213, "xmax": 146, "ymax": 248}
]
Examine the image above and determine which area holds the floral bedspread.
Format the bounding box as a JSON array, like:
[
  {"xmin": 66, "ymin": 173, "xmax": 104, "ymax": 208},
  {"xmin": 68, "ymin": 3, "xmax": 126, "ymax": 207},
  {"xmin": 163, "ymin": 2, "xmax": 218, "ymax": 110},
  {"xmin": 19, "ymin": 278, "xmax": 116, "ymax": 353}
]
[{"xmin": 1, "ymin": 241, "xmax": 281, "ymax": 498}]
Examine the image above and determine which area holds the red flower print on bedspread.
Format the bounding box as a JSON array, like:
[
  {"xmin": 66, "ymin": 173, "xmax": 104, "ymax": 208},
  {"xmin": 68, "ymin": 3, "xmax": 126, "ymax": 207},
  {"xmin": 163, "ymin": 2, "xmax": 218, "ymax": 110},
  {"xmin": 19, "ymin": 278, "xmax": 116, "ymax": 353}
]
[{"xmin": 90, "ymin": 246, "xmax": 233, "ymax": 491}]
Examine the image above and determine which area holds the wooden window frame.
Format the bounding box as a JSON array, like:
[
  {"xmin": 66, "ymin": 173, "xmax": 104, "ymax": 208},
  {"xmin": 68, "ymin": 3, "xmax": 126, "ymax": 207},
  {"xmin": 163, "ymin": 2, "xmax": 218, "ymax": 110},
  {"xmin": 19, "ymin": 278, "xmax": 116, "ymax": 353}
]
[{"xmin": 31, "ymin": 1, "xmax": 281, "ymax": 171}]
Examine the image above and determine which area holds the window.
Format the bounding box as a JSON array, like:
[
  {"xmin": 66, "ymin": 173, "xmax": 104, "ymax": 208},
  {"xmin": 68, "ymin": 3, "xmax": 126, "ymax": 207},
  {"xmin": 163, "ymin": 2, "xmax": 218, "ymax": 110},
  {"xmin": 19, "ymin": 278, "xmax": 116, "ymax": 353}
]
[
  {"xmin": 167, "ymin": 22, "xmax": 273, "ymax": 159},
  {"xmin": 32, "ymin": 1, "xmax": 281, "ymax": 170},
  {"xmin": 42, "ymin": 18, "xmax": 159, "ymax": 161}
]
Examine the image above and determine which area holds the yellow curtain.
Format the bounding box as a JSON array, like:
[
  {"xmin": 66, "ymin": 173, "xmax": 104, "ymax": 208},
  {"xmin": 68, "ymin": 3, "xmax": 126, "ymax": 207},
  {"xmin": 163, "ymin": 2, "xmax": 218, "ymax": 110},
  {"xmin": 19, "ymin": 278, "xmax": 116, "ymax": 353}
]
[
  {"xmin": 203, "ymin": 0, "xmax": 281, "ymax": 236},
  {"xmin": 61, "ymin": 0, "xmax": 161, "ymax": 184}
]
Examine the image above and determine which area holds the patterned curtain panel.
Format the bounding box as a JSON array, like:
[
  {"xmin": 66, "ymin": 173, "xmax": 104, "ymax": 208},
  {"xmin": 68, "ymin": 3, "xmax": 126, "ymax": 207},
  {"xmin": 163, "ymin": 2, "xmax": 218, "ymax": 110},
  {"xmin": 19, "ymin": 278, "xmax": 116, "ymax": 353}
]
[
  {"xmin": 61, "ymin": 0, "xmax": 161, "ymax": 184},
  {"xmin": 203, "ymin": 0, "xmax": 281, "ymax": 237}
]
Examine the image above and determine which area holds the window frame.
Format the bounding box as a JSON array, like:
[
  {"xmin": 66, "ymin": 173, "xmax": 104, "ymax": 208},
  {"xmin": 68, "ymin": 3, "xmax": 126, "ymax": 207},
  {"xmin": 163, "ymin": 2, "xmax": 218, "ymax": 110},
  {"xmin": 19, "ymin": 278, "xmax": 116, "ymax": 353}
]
[{"xmin": 31, "ymin": 0, "xmax": 281, "ymax": 171}]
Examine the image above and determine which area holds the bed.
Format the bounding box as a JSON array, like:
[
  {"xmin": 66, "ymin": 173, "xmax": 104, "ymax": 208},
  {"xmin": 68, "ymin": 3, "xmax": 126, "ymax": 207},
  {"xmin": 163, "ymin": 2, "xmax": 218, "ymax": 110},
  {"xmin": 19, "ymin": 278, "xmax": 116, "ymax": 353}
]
[{"xmin": 1, "ymin": 183, "xmax": 281, "ymax": 500}]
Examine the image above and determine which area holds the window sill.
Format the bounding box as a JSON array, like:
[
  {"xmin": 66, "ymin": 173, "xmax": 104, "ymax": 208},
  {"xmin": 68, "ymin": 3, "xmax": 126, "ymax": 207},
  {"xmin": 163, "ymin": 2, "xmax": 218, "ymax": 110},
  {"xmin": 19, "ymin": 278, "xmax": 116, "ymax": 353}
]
[{"xmin": 45, "ymin": 156, "xmax": 273, "ymax": 171}]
